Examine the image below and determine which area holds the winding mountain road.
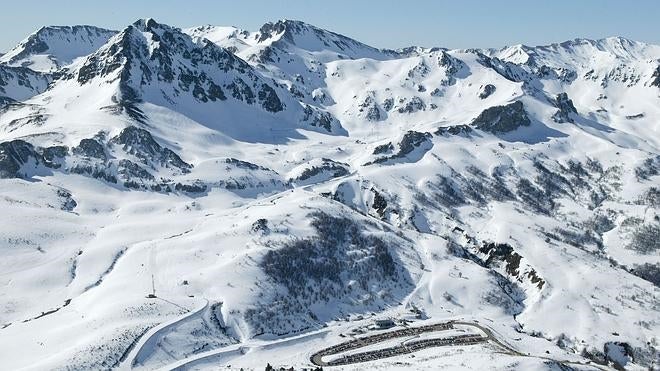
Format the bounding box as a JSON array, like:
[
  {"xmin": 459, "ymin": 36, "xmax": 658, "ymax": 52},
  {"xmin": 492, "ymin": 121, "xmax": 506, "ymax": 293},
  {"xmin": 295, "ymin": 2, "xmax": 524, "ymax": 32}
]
[
  {"xmin": 310, "ymin": 321, "xmax": 610, "ymax": 370},
  {"xmin": 310, "ymin": 321, "xmax": 486, "ymax": 366},
  {"xmin": 120, "ymin": 299, "xmax": 209, "ymax": 370}
]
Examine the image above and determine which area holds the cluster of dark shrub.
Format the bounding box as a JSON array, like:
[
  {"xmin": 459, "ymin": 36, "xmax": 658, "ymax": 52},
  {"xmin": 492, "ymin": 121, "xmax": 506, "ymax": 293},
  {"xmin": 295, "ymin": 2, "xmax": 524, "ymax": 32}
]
[
  {"xmin": 246, "ymin": 212, "xmax": 411, "ymax": 335},
  {"xmin": 635, "ymin": 156, "xmax": 660, "ymax": 180},
  {"xmin": 629, "ymin": 263, "xmax": 660, "ymax": 287},
  {"xmin": 629, "ymin": 223, "xmax": 660, "ymax": 254}
]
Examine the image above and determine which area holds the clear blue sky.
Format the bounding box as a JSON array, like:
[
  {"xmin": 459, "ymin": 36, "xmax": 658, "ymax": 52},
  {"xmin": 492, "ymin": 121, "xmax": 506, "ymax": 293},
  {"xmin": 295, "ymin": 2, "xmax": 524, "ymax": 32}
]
[{"xmin": 1, "ymin": 0, "xmax": 658, "ymax": 52}]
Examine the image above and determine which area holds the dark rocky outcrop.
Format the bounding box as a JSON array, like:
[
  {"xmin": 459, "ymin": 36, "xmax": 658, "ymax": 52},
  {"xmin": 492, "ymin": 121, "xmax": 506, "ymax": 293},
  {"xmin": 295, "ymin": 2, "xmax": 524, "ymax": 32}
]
[
  {"xmin": 117, "ymin": 159, "xmax": 155, "ymax": 181},
  {"xmin": 251, "ymin": 218, "xmax": 270, "ymax": 234},
  {"xmin": 0, "ymin": 140, "xmax": 40, "ymax": 178},
  {"xmin": 258, "ymin": 83, "xmax": 284, "ymax": 113},
  {"xmin": 371, "ymin": 188, "xmax": 388, "ymax": 217},
  {"xmin": 73, "ymin": 138, "xmax": 106, "ymax": 160},
  {"xmin": 437, "ymin": 51, "xmax": 466, "ymax": 85},
  {"xmin": 471, "ymin": 101, "xmax": 531, "ymax": 134},
  {"xmin": 358, "ymin": 95, "xmax": 383, "ymax": 121},
  {"xmin": 0, "ymin": 65, "xmax": 51, "ymax": 103},
  {"xmin": 478, "ymin": 84, "xmax": 496, "ymax": 99},
  {"xmin": 650, "ymin": 65, "xmax": 660, "ymax": 88},
  {"xmin": 552, "ymin": 93, "xmax": 577, "ymax": 123},
  {"xmin": 435, "ymin": 124, "xmax": 473, "ymax": 136},
  {"xmin": 225, "ymin": 158, "xmax": 268, "ymax": 171},
  {"xmin": 478, "ymin": 242, "xmax": 545, "ymax": 289},
  {"xmin": 0, "ymin": 96, "xmax": 17, "ymax": 108},
  {"xmin": 174, "ymin": 182, "xmax": 207, "ymax": 193},
  {"xmin": 111, "ymin": 126, "xmax": 191, "ymax": 172},
  {"xmin": 42, "ymin": 146, "xmax": 68, "ymax": 168},
  {"xmin": 370, "ymin": 131, "xmax": 433, "ymax": 165},
  {"xmin": 372, "ymin": 142, "xmax": 394, "ymax": 155},
  {"xmin": 396, "ymin": 97, "xmax": 426, "ymax": 114},
  {"xmin": 73, "ymin": 19, "xmax": 284, "ymax": 119},
  {"xmin": 398, "ymin": 131, "xmax": 432, "ymax": 155},
  {"xmin": 301, "ymin": 105, "xmax": 338, "ymax": 132},
  {"xmin": 625, "ymin": 113, "xmax": 644, "ymax": 120},
  {"xmin": 56, "ymin": 189, "xmax": 77, "ymax": 211},
  {"xmin": 290, "ymin": 159, "xmax": 349, "ymax": 184},
  {"xmin": 382, "ymin": 97, "xmax": 394, "ymax": 111}
]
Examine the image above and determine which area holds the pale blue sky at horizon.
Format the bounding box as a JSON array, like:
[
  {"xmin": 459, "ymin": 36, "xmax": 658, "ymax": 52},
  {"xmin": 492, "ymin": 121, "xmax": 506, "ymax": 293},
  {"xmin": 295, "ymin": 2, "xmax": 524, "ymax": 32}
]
[{"xmin": 1, "ymin": 0, "xmax": 658, "ymax": 52}]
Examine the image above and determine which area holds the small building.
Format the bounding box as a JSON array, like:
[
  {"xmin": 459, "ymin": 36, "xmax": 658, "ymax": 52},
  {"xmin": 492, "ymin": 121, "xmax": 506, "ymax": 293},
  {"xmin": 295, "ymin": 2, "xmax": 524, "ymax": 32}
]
[{"xmin": 374, "ymin": 319, "xmax": 395, "ymax": 329}]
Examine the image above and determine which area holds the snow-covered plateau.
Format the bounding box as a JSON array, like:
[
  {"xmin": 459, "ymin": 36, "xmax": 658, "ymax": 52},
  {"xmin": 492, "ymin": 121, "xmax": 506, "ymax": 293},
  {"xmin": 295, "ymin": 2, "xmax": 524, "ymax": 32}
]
[{"xmin": 0, "ymin": 18, "xmax": 658, "ymax": 370}]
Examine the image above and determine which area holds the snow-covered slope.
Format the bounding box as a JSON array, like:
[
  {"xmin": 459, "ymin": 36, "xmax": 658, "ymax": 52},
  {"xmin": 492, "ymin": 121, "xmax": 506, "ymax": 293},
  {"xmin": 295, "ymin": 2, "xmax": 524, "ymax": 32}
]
[
  {"xmin": 0, "ymin": 65, "xmax": 50, "ymax": 105},
  {"xmin": 0, "ymin": 25, "xmax": 117, "ymax": 72},
  {"xmin": 0, "ymin": 19, "xmax": 659, "ymax": 371}
]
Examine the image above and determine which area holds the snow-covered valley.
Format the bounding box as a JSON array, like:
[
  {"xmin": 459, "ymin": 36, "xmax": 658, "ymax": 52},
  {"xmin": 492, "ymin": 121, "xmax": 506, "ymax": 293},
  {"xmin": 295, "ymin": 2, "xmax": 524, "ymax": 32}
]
[{"xmin": 0, "ymin": 18, "xmax": 658, "ymax": 370}]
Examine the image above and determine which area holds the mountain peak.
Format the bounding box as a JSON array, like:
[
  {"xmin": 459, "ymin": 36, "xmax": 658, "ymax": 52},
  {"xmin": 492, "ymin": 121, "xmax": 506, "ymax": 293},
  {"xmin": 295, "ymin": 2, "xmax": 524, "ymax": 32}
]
[
  {"xmin": 253, "ymin": 19, "xmax": 395, "ymax": 60},
  {"xmin": 132, "ymin": 17, "xmax": 166, "ymax": 32},
  {"xmin": 256, "ymin": 19, "xmax": 318, "ymax": 44},
  {"xmin": 0, "ymin": 24, "xmax": 117, "ymax": 72}
]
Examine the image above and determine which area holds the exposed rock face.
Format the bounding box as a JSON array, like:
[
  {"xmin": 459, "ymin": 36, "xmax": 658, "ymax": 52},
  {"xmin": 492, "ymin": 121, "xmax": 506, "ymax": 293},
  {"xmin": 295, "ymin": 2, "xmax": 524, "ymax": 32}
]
[
  {"xmin": 371, "ymin": 188, "xmax": 388, "ymax": 217},
  {"xmin": 372, "ymin": 142, "xmax": 394, "ymax": 155},
  {"xmin": 0, "ymin": 65, "xmax": 51, "ymax": 104},
  {"xmin": 408, "ymin": 60, "xmax": 430, "ymax": 79},
  {"xmin": 476, "ymin": 53, "xmax": 531, "ymax": 84},
  {"xmin": 552, "ymin": 93, "xmax": 577, "ymax": 123},
  {"xmin": 382, "ymin": 97, "xmax": 394, "ymax": 111},
  {"xmin": 370, "ymin": 131, "xmax": 433, "ymax": 165},
  {"xmin": 73, "ymin": 19, "xmax": 285, "ymax": 117},
  {"xmin": 398, "ymin": 131, "xmax": 432, "ymax": 155},
  {"xmin": 55, "ymin": 189, "xmax": 77, "ymax": 211},
  {"xmin": 0, "ymin": 96, "xmax": 16, "ymax": 107},
  {"xmin": 73, "ymin": 138, "xmax": 106, "ymax": 160},
  {"xmin": 437, "ymin": 51, "xmax": 466, "ymax": 85},
  {"xmin": 435, "ymin": 124, "xmax": 473, "ymax": 136},
  {"xmin": 358, "ymin": 94, "xmax": 383, "ymax": 121},
  {"xmin": 651, "ymin": 65, "xmax": 660, "ymax": 88},
  {"xmin": 396, "ymin": 96, "xmax": 426, "ymax": 114},
  {"xmin": 110, "ymin": 126, "xmax": 191, "ymax": 172},
  {"xmin": 225, "ymin": 158, "xmax": 268, "ymax": 171},
  {"xmin": 478, "ymin": 84, "xmax": 496, "ymax": 99},
  {"xmin": 42, "ymin": 146, "xmax": 68, "ymax": 168},
  {"xmin": 471, "ymin": 101, "xmax": 531, "ymax": 133},
  {"xmin": 251, "ymin": 218, "xmax": 270, "ymax": 234},
  {"xmin": 0, "ymin": 140, "xmax": 39, "ymax": 178},
  {"xmin": 477, "ymin": 242, "xmax": 545, "ymax": 289},
  {"xmin": 0, "ymin": 140, "xmax": 69, "ymax": 178},
  {"xmin": 301, "ymin": 104, "xmax": 338, "ymax": 132},
  {"xmin": 290, "ymin": 158, "xmax": 349, "ymax": 184},
  {"xmin": 117, "ymin": 159, "xmax": 155, "ymax": 182},
  {"xmin": 257, "ymin": 83, "xmax": 284, "ymax": 112},
  {"xmin": 626, "ymin": 113, "xmax": 644, "ymax": 120}
]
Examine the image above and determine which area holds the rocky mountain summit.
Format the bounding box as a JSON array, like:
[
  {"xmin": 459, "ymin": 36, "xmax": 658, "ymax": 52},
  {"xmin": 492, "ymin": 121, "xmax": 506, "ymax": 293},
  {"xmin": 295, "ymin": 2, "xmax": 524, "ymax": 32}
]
[
  {"xmin": 0, "ymin": 19, "xmax": 658, "ymax": 371},
  {"xmin": 0, "ymin": 25, "xmax": 117, "ymax": 72}
]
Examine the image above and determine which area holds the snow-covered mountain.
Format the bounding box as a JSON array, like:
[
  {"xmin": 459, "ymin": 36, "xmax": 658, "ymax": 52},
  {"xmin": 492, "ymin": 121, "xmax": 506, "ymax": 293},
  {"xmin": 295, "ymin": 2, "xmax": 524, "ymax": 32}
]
[
  {"xmin": 0, "ymin": 19, "xmax": 659, "ymax": 371},
  {"xmin": 0, "ymin": 25, "xmax": 117, "ymax": 72}
]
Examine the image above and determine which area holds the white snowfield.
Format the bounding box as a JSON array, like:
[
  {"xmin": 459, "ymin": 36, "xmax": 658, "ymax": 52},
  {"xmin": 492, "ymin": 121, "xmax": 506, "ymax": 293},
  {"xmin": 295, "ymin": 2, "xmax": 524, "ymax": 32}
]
[{"xmin": 0, "ymin": 18, "xmax": 658, "ymax": 370}]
